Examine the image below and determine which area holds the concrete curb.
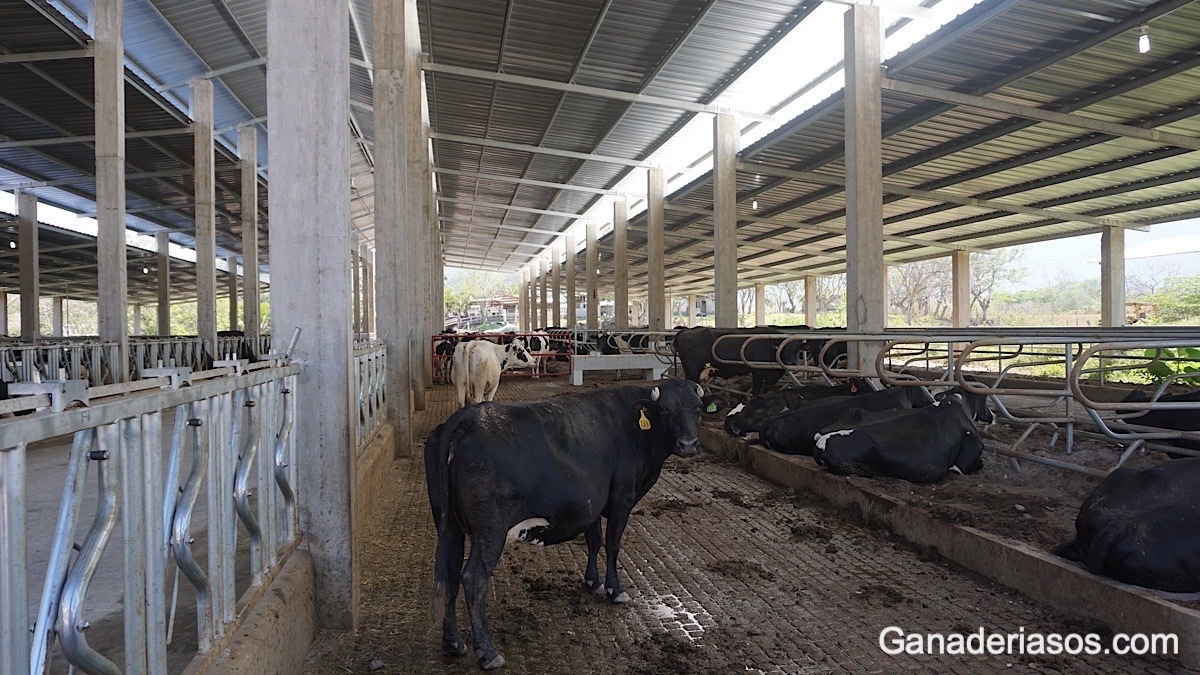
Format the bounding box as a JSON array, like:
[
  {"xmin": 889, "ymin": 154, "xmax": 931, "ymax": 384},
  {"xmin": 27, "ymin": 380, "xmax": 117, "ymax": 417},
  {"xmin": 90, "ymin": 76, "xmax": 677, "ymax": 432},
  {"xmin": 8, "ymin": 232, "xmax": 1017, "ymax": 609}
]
[
  {"xmin": 184, "ymin": 549, "xmax": 316, "ymax": 675},
  {"xmin": 701, "ymin": 427, "xmax": 1200, "ymax": 669}
]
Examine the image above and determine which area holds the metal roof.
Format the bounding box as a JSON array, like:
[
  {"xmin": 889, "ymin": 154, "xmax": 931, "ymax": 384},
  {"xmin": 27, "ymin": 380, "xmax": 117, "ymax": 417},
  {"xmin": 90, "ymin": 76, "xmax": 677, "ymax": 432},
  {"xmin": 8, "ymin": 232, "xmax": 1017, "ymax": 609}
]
[{"xmin": 2, "ymin": 0, "xmax": 1199, "ymax": 301}]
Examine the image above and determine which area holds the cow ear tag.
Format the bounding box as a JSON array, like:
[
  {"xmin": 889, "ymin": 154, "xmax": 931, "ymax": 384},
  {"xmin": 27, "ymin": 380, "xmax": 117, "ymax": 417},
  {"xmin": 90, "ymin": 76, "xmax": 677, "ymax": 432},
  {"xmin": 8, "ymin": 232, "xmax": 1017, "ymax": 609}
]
[
  {"xmin": 706, "ymin": 402, "xmax": 717, "ymax": 413},
  {"xmin": 638, "ymin": 409, "xmax": 652, "ymax": 430}
]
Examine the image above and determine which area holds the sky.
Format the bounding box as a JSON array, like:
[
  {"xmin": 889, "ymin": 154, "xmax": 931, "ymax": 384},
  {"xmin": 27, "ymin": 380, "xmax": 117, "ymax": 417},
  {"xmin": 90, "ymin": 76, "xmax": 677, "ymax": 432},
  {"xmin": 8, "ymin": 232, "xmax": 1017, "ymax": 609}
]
[{"xmin": 1012, "ymin": 219, "xmax": 1200, "ymax": 290}]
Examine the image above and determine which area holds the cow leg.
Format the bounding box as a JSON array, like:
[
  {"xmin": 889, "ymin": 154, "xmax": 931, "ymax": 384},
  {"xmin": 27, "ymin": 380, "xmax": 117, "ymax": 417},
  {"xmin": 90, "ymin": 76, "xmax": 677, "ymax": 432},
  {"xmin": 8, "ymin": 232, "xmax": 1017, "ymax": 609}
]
[
  {"xmin": 462, "ymin": 535, "xmax": 507, "ymax": 669},
  {"xmin": 583, "ymin": 519, "xmax": 605, "ymax": 594},
  {"xmin": 434, "ymin": 524, "xmax": 468, "ymax": 657},
  {"xmin": 603, "ymin": 512, "xmax": 632, "ymax": 603}
]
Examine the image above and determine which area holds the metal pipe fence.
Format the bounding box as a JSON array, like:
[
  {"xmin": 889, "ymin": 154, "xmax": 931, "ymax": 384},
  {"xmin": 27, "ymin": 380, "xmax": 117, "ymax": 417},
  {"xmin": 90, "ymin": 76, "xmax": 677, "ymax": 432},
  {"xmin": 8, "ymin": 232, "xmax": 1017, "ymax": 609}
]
[
  {"xmin": 0, "ymin": 361, "xmax": 300, "ymax": 674},
  {"xmin": 354, "ymin": 340, "xmax": 387, "ymax": 453}
]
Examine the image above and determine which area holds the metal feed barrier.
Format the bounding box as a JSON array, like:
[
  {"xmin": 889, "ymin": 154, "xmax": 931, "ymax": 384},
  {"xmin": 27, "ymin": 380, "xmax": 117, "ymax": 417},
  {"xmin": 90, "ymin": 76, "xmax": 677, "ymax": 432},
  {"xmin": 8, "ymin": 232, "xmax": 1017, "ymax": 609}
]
[
  {"xmin": 700, "ymin": 326, "xmax": 1200, "ymax": 477},
  {"xmin": 0, "ymin": 339, "xmax": 305, "ymax": 674}
]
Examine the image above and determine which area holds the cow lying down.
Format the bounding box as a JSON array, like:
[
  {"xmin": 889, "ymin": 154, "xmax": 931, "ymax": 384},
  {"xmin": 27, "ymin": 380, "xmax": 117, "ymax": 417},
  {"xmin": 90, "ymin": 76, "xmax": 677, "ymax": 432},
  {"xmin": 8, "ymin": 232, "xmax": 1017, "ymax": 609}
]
[
  {"xmin": 1054, "ymin": 458, "xmax": 1200, "ymax": 593},
  {"xmin": 760, "ymin": 386, "xmax": 933, "ymax": 455},
  {"xmin": 424, "ymin": 378, "xmax": 704, "ymax": 669},
  {"xmin": 811, "ymin": 397, "xmax": 985, "ymax": 483},
  {"xmin": 724, "ymin": 378, "xmax": 873, "ymax": 438}
]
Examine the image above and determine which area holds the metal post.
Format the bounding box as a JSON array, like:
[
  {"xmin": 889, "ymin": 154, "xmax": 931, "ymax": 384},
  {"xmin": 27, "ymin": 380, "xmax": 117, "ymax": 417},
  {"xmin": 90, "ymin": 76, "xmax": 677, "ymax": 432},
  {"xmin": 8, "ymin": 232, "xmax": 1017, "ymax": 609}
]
[{"xmin": 0, "ymin": 443, "xmax": 29, "ymax": 674}]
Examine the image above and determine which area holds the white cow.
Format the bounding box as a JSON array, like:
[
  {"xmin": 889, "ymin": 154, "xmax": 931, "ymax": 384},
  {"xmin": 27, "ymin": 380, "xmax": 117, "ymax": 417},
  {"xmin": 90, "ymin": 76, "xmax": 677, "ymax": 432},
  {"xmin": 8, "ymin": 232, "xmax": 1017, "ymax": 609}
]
[{"xmin": 451, "ymin": 339, "xmax": 533, "ymax": 409}]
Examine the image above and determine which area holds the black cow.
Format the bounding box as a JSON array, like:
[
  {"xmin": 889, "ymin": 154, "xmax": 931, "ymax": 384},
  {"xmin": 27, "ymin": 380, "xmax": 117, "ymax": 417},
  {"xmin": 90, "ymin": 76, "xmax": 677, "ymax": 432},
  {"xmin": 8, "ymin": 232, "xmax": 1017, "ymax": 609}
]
[
  {"xmin": 722, "ymin": 379, "xmax": 872, "ymax": 439},
  {"xmin": 674, "ymin": 326, "xmax": 810, "ymax": 396},
  {"xmin": 1116, "ymin": 388, "xmax": 1200, "ymax": 458},
  {"xmin": 425, "ymin": 378, "xmax": 704, "ymax": 669},
  {"xmin": 760, "ymin": 386, "xmax": 933, "ymax": 455},
  {"xmin": 811, "ymin": 399, "xmax": 985, "ymax": 483},
  {"xmin": 1054, "ymin": 458, "xmax": 1200, "ymax": 592}
]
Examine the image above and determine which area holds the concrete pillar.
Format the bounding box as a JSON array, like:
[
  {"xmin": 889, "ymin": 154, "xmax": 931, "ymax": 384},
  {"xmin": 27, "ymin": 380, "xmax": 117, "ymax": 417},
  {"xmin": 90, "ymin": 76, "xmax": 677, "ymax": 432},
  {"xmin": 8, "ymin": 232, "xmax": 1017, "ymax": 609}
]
[
  {"xmin": 375, "ymin": 0, "xmax": 423, "ymax": 456},
  {"xmin": 16, "ymin": 190, "xmax": 39, "ymax": 341},
  {"xmin": 192, "ymin": 78, "xmax": 218, "ymax": 361},
  {"xmin": 52, "ymin": 297, "xmax": 64, "ymax": 337},
  {"xmin": 351, "ymin": 240, "xmax": 361, "ymax": 335},
  {"xmin": 754, "ymin": 282, "xmax": 766, "ymax": 327},
  {"xmin": 646, "ymin": 174, "xmax": 666, "ymax": 331},
  {"xmin": 541, "ymin": 265, "xmax": 548, "ymax": 328},
  {"xmin": 240, "ymin": 127, "xmax": 260, "ymax": 349},
  {"xmin": 271, "ymin": 0, "xmax": 357, "ymax": 628},
  {"xmin": 586, "ymin": 221, "xmax": 599, "ymax": 330},
  {"xmin": 365, "ymin": 248, "xmax": 376, "ymax": 336},
  {"xmin": 95, "ymin": 0, "xmax": 128, "ymax": 379},
  {"xmin": 552, "ymin": 248, "xmax": 562, "ymax": 326},
  {"xmin": 527, "ymin": 266, "xmax": 536, "ymax": 330},
  {"xmin": 517, "ymin": 270, "xmax": 526, "ymax": 331},
  {"xmin": 712, "ymin": 114, "xmax": 739, "ymax": 327},
  {"xmin": 844, "ymin": 5, "xmax": 885, "ymax": 371},
  {"xmin": 687, "ymin": 293, "xmax": 697, "ymax": 326},
  {"xmin": 156, "ymin": 233, "xmax": 171, "ymax": 335},
  {"xmin": 565, "ymin": 235, "xmax": 577, "ymax": 329},
  {"xmin": 951, "ymin": 251, "xmax": 971, "ymax": 328},
  {"xmin": 131, "ymin": 303, "xmax": 141, "ymax": 336},
  {"xmin": 0, "ymin": 293, "xmax": 6, "ymax": 336},
  {"xmin": 614, "ymin": 200, "xmax": 629, "ymax": 330},
  {"xmin": 804, "ymin": 275, "xmax": 817, "ymax": 326},
  {"xmin": 226, "ymin": 256, "xmax": 239, "ymax": 332},
  {"xmin": 1100, "ymin": 227, "xmax": 1126, "ymax": 327}
]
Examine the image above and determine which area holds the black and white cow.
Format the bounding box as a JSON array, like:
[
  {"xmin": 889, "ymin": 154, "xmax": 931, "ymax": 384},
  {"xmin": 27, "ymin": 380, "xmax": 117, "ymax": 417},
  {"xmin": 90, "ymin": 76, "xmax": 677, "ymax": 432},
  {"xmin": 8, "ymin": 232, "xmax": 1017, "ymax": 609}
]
[
  {"xmin": 760, "ymin": 386, "xmax": 934, "ymax": 455},
  {"xmin": 811, "ymin": 398, "xmax": 985, "ymax": 483},
  {"xmin": 424, "ymin": 378, "xmax": 704, "ymax": 669},
  {"xmin": 674, "ymin": 326, "xmax": 810, "ymax": 396},
  {"xmin": 512, "ymin": 331, "xmax": 552, "ymax": 378},
  {"xmin": 723, "ymin": 378, "xmax": 876, "ymax": 438},
  {"xmin": 1054, "ymin": 457, "xmax": 1200, "ymax": 592}
]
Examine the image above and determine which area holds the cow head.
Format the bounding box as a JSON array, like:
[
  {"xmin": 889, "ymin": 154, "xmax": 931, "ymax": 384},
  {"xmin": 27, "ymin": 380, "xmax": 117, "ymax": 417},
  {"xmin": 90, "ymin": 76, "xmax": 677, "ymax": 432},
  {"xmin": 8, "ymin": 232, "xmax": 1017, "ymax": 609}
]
[
  {"xmin": 634, "ymin": 379, "xmax": 704, "ymax": 457},
  {"xmin": 499, "ymin": 341, "xmax": 533, "ymax": 371}
]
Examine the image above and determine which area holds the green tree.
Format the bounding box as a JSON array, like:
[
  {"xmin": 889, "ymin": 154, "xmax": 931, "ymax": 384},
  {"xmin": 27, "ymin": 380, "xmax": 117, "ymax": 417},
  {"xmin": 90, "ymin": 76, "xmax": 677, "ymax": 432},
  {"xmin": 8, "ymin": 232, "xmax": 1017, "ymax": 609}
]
[
  {"xmin": 1147, "ymin": 275, "xmax": 1200, "ymax": 323},
  {"xmin": 971, "ymin": 248, "xmax": 1025, "ymax": 324}
]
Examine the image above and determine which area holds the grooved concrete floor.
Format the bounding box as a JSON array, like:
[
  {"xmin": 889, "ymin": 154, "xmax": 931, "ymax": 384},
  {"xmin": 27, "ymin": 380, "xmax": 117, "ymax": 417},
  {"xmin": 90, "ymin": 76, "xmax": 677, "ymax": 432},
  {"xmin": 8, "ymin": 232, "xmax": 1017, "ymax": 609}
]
[{"xmin": 302, "ymin": 376, "xmax": 1182, "ymax": 674}]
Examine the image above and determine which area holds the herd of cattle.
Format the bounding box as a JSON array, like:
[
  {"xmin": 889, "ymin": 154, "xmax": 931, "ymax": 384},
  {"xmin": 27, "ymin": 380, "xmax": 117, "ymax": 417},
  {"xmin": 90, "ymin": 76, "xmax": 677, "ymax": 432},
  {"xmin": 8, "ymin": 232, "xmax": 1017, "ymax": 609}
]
[{"xmin": 425, "ymin": 325, "xmax": 1200, "ymax": 669}]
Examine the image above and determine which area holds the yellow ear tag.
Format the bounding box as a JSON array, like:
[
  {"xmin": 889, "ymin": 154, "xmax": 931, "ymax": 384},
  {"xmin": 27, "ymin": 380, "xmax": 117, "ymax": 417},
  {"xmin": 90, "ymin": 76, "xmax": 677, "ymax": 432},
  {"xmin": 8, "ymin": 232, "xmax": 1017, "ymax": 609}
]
[{"xmin": 638, "ymin": 409, "xmax": 652, "ymax": 430}]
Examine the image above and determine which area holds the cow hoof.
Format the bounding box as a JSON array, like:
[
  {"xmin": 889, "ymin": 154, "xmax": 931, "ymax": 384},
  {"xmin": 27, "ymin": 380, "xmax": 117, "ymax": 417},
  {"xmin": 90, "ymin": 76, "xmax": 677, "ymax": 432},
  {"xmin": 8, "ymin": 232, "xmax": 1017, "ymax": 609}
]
[
  {"xmin": 442, "ymin": 641, "xmax": 468, "ymax": 657},
  {"xmin": 480, "ymin": 653, "xmax": 506, "ymax": 670},
  {"xmin": 584, "ymin": 579, "xmax": 604, "ymax": 595},
  {"xmin": 608, "ymin": 590, "xmax": 631, "ymax": 604}
]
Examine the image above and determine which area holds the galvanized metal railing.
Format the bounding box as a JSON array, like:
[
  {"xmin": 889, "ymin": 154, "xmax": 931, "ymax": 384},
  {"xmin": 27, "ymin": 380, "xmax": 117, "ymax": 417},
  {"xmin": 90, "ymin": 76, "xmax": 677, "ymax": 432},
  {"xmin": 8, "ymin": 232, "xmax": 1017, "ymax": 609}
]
[
  {"xmin": 0, "ymin": 357, "xmax": 300, "ymax": 674},
  {"xmin": 354, "ymin": 339, "xmax": 387, "ymax": 452}
]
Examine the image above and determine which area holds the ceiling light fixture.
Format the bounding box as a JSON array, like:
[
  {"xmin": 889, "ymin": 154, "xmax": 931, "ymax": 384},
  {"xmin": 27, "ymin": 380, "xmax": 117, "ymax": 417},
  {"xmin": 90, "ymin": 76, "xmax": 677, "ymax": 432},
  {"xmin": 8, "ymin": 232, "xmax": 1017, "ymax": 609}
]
[
  {"xmin": 751, "ymin": 200, "xmax": 759, "ymax": 210},
  {"xmin": 1138, "ymin": 24, "xmax": 1150, "ymax": 54}
]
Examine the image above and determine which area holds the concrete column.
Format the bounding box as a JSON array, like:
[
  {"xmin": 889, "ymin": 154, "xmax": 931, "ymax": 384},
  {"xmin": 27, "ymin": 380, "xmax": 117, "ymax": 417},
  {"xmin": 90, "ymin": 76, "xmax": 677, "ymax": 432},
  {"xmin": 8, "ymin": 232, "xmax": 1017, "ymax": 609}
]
[
  {"xmin": 951, "ymin": 251, "xmax": 971, "ymax": 328},
  {"xmin": 95, "ymin": 0, "xmax": 128, "ymax": 379},
  {"xmin": 226, "ymin": 256, "xmax": 239, "ymax": 332},
  {"xmin": 613, "ymin": 200, "xmax": 629, "ymax": 329},
  {"xmin": 552, "ymin": 248, "xmax": 562, "ymax": 326},
  {"xmin": 1100, "ymin": 227, "xmax": 1126, "ymax": 327},
  {"xmin": 16, "ymin": 190, "xmax": 39, "ymax": 341},
  {"xmin": 687, "ymin": 293, "xmax": 697, "ymax": 325},
  {"xmin": 271, "ymin": 0, "xmax": 357, "ymax": 627},
  {"xmin": 192, "ymin": 78, "xmax": 218, "ymax": 361},
  {"xmin": 754, "ymin": 282, "xmax": 766, "ymax": 327},
  {"xmin": 713, "ymin": 114, "xmax": 739, "ymax": 327},
  {"xmin": 565, "ymin": 235, "xmax": 577, "ymax": 329},
  {"xmin": 526, "ymin": 266, "xmax": 536, "ymax": 330},
  {"xmin": 52, "ymin": 297, "xmax": 64, "ymax": 337},
  {"xmin": 586, "ymin": 221, "xmax": 599, "ymax": 330},
  {"xmin": 541, "ymin": 266, "xmax": 548, "ymax": 328},
  {"xmin": 844, "ymin": 5, "xmax": 885, "ymax": 371},
  {"xmin": 156, "ymin": 232, "xmax": 171, "ymax": 335},
  {"xmin": 375, "ymin": 0, "xmax": 422, "ymax": 456},
  {"xmin": 240, "ymin": 127, "xmax": 260, "ymax": 349},
  {"xmin": 518, "ymin": 270, "xmax": 527, "ymax": 331},
  {"xmin": 645, "ymin": 174, "xmax": 666, "ymax": 331},
  {"xmin": 131, "ymin": 303, "xmax": 141, "ymax": 336},
  {"xmin": 804, "ymin": 275, "xmax": 817, "ymax": 326},
  {"xmin": 351, "ymin": 240, "xmax": 361, "ymax": 335},
  {"xmin": 365, "ymin": 248, "xmax": 376, "ymax": 336}
]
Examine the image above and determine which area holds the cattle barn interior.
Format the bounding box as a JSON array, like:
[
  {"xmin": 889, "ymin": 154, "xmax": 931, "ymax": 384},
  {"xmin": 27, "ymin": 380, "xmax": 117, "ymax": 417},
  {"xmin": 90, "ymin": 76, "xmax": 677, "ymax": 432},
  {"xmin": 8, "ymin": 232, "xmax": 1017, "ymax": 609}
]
[{"xmin": 1, "ymin": 0, "xmax": 1199, "ymax": 673}]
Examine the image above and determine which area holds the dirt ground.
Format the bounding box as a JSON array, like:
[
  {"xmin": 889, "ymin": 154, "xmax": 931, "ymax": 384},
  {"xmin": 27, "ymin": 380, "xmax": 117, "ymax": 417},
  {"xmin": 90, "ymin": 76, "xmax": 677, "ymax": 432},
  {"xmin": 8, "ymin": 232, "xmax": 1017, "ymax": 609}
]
[{"xmin": 302, "ymin": 377, "xmax": 1189, "ymax": 674}]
